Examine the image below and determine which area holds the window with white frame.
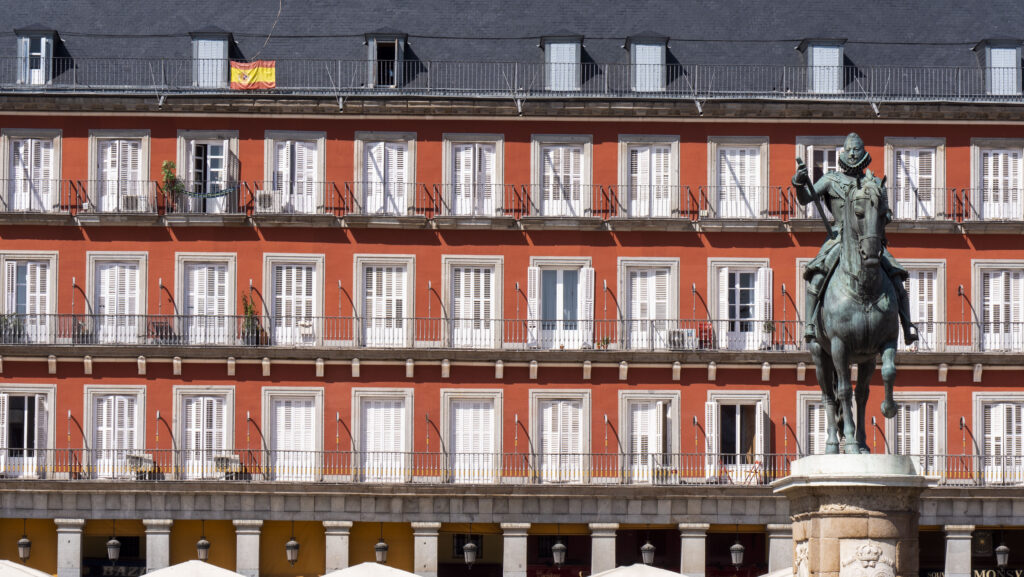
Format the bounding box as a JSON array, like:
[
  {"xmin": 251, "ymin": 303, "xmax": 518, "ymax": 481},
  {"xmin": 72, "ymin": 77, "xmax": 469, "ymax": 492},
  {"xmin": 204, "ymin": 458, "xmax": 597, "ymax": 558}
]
[
  {"xmin": 620, "ymin": 391, "xmax": 680, "ymax": 483},
  {"xmin": 796, "ymin": 137, "xmax": 842, "ymax": 221},
  {"xmin": 544, "ymin": 39, "xmax": 581, "ymax": 92},
  {"xmin": 177, "ymin": 131, "xmax": 238, "ymax": 214},
  {"xmin": 266, "ymin": 255, "xmax": 322, "ymax": 346},
  {"xmin": 177, "ymin": 254, "xmax": 235, "ymax": 345},
  {"xmin": 900, "ymin": 265, "xmax": 940, "ymax": 351},
  {"xmin": 985, "ymin": 44, "xmax": 1021, "ymax": 96},
  {"xmin": 3, "ymin": 129, "xmax": 60, "ymax": 213},
  {"xmin": 976, "ymin": 396, "xmax": 1024, "ymax": 485},
  {"xmin": 445, "ymin": 256, "xmax": 502, "ymax": 349},
  {"xmin": 16, "ymin": 32, "xmax": 53, "ymax": 85},
  {"xmin": 807, "ymin": 43, "xmax": 843, "ymax": 93},
  {"xmin": 711, "ymin": 260, "xmax": 773, "ymax": 351},
  {"xmin": 619, "ymin": 258, "xmax": 678, "ymax": 350},
  {"xmin": 357, "ymin": 132, "xmax": 415, "ymax": 216},
  {"xmin": 621, "ymin": 136, "xmax": 677, "ymax": 218},
  {"xmin": 178, "ymin": 390, "xmax": 231, "ymax": 480},
  {"xmin": 972, "ymin": 140, "xmax": 1023, "ymax": 220},
  {"xmin": 2, "ymin": 253, "xmax": 56, "ymax": 344},
  {"xmin": 445, "ymin": 135, "xmax": 502, "ymax": 217},
  {"xmin": 885, "ymin": 138, "xmax": 946, "ymax": 221},
  {"xmin": 90, "ymin": 131, "xmax": 149, "ymax": 213},
  {"xmin": 527, "ymin": 258, "xmax": 594, "ymax": 350},
  {"xmin": 443, "ymin": 390, "xmax": 501, "ymax": 483},
  {"xmin": 89, "ymin": 253, "xmax": 147, "ymax": 345},
  {"xmin": 889, "ymin": 396, "xmax": 943, "ymax": 476},
  {"xmin": 86, "ymin": 386, "xmax": 145, "ymax": 479},
  {"xmin": 704, "ymin": 392, "xmax": 767, "ymax": 483},
  {"xmin": 978, "ymin": 266, "xmax": 1024, "ymax": 352},
  {"xmin": 366, "ymin": 34, "xmax": 406, "ymax": 88},
  {"xmin": 192, "ymin": 34, "xmax": 228, "ymax": 89},
  {"xmin": 798, "ymin": 391, "xmax": 848, "ymax": 456},
  {"xmin": 265, "ymin": 388, "xmax": 322, "ymax": 482},
  {"xmin": 532, "ymin": 391, "xmax": 590, "ymax": 483},
  {"xmin": 709, "ymin": 137, "xmax": 768, "ymax": 219},
  {"xmin": 356, "ymin": 255, "xmax": 414, "ymax": 348},
  {"xmin": 354, "ymin": 389, "xmax": 413, "ymax": 482},
  {"xmin": 533, "ymin": 135, "xmax": 592, "ymax": 217},
  {"xmin": 0, "ymin": 385, "xmax": 54, "ymax": 479},
  {"xmin": 262, "ymin": 131, "xmax": 326, "ymax": 215},
  {"xmin": 630, "ymin": 41, "xmax": 666, "ymax": 93}
]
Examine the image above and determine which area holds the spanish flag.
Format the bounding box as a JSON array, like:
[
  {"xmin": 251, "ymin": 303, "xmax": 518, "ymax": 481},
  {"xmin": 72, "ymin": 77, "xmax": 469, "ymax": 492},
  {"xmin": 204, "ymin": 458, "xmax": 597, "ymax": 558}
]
[{"xmin": 230, "ymin": 60, "xmax": 276, "ymax": 90}]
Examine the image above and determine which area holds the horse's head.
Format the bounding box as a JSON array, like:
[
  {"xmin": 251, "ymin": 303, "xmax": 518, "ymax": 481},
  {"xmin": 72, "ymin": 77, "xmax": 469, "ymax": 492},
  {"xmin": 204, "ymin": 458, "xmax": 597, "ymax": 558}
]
[{"xmin": 845, "ymin": 179, "xmax": 886, "ymax": 269}]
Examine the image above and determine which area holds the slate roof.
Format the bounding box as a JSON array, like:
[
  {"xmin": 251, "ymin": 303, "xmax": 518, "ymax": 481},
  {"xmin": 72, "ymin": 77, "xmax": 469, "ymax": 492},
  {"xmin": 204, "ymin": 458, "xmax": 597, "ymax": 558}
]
[{"xmin": 4, "ymin": 0, "xmax": 1023, "ymax": 67}]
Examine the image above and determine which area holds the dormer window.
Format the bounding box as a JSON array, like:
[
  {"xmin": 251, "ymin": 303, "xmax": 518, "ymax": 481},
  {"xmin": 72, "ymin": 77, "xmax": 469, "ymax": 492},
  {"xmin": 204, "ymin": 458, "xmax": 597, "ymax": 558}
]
[
  {"xmin": 977, "ymin": 40, "xmax": 1022, "ymax": 96},
  {"xmin": 15, "ymin": 26, "xmax": 55, "ymax": 85},
  {"xmin": 800, "ymin": 40, "xmax": 845, "ymax": 94},
  {"xmin": 542, "ymin": 34, "xmax": 582, "ymax": 92},
  {"xmin": 365, "ymin": 29, "xmax": 407, "ymax": 88},
  {"xmin": 627, "ymin": 34, "xmax": 668, "ymax": 92},
  {"xmin": 190, "ymin": 27, "xmax": 230, "ymax": 89}
]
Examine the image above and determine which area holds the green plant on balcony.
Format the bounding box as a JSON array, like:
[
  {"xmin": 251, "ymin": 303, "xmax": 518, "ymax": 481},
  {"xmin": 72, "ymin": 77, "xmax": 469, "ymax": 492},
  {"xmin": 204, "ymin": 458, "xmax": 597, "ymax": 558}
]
[
  {"xmin": 161, "ymin": 160, "xmax": 186, "ymax": 197},
  {"xmin": 241, "ymin": 294, "xmax": 265, "ymax": 346},
  {"xmin": 0, "ymin": 314, "xmax": 26, "ymax": 343}
]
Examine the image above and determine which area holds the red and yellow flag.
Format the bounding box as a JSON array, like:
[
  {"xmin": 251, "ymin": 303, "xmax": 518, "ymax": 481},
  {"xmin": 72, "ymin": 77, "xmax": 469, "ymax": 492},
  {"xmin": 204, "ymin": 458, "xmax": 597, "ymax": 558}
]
[{"xmin": 230, "ymin": 60, "xmax": 276, "ymax": 89}]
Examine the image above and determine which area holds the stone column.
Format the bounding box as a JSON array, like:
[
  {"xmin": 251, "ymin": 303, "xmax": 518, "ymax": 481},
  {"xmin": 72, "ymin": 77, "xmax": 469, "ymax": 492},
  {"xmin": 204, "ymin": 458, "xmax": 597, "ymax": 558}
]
[
  {"xmin": 501, "ymin": 523, "xmax": 531, "ymax": 577},
  {"xmin": 143, "ymin": 519, "xmax": 174, "ymax": 572},
  {"xmin": 325, "ymin": 521, "xmax": 354, "ymax": 572},
  {"xmin": 679, "ymin": 523, "xmax": 710, "ymax": 577},
  {"xmin": 56, "ymin": 518, "xmax": 86, "ymax": 577},
  {"xmin": 944, "ymin": 525, "xmax": 975, "ymax": 577},
  {"xmin": 766, "ymin": 524, "xmax": 794, "ymax": 573},
  {"xmin": 234, "ymin": 520, "xmax": 263, "ymax": 577},
  {"xmin": 412, "ymin": 522, "xmax": 443, "ymax": 577},
  {"xmin": 589, "ymin": 523, "xmax": 619, "ymax": 574}
]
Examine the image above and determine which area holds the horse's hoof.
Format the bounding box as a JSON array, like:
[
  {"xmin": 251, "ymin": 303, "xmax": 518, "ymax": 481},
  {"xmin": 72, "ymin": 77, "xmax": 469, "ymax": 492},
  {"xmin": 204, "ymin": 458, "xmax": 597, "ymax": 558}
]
[
  {"xmin": 825, "ymin": 443, "xmax": 840, "ymax": 455},
  {"xmin": 881, "ymin": 400, "xmax": 897, "ymax": 419}
]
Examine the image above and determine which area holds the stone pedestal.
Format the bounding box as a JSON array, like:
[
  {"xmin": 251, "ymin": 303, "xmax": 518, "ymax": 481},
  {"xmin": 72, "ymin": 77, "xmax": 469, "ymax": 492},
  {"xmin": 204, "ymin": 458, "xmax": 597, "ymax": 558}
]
[{"xmin": 773, "ymin": 455, "xmax": 926, "ymax": 577}]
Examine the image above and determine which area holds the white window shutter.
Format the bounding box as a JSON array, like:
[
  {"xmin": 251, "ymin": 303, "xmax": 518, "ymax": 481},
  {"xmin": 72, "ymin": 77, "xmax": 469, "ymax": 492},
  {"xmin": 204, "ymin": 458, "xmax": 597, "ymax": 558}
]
[
  {"xmin": 717, "ymin": 266, "xmax": 730, "ymax": 348},
  {"xmin": 580, "ymin": 266, "xmax": 595, "ymax": 346},
  {"xmin": 387, "ymin": 142, "xmax": 407, "ymax": 214},
  {"xmin": 477, "ymin": 143, "xmax": 496, "ymax": 214},
  {"xmin": 453, "ymin": 143, "xmax": 474, "ymax": 215},
  {"xmin": 756, "ymin": 267, "xmax": 773, "ymax": 348},
  {"xmin": 0, "ymin": 393, "xmax": 8, "ymax": 472},
  {"xmin": 808, "ymin": 402, "xmax": 826, "ymax": 455},
  {"xmin": 705, "ymin": 401, "xmax": 719, "ymax": 479},
  {"xmin": 364, "ymin": 142, "xmax": 386, "ymax": 213},
  {"xmin": 527, "ymin": 266, "xmax": 540, "ymax": 346},
  {"xmin": 755, "ymin": 400, "xmax": 767, "ymax": 459},
  {"xmin": 274, "ymin": 140, "xmax": 291, "ymax": 192},
  {"xmin": 629, "ymin": 146, "xmax": 650, "ymax": 217},
  {"xmin": 16, "ymin": 37, "xmax": 29, "ymax": 84}
]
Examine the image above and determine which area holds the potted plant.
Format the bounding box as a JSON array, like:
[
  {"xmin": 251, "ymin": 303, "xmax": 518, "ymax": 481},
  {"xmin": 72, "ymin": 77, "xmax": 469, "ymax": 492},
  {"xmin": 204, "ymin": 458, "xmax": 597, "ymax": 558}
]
[
  {"xmin": 241, "ymin": 294, "xmax": 264, "ymax": 346},
  {"xmin": 161, "ymin": 160, "xmax": 186, "ymax": 206}
]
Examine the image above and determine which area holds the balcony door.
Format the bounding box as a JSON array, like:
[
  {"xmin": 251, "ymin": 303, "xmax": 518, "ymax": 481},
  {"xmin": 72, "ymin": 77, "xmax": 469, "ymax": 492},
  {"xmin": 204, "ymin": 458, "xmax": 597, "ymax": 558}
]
[
  {"xmin": 540, "ymin": 145, "xmax": 584, "ymax": 217},
  {"xmin": 363, "ymin": 141, "xmax": 407, "ymax": 215},
  {"xmin": 449, "ymin": 399, "xmax": 496, "ymax": 483},
  {"xmin": 717, "ymin": 266, "xmax": 772, "ymax": 351},
  {"xmin": 717, "ymin": 147, "xmax": 761, "ymax": 218},
  {"xmin": 628, "ymin": 400, "xmax": 668, "ymax": 482},
  {"xmin": 626, "ymin": 267, "xmax": 669, "ymax": 350},
  {"xmin": 894, "ymin": 401, "xmax": 939, "ymax": 476},
  {"xmin": 270, "ymin": 140, "xmax": 317, "ymax": 214},
  {"xmin": 182, "ymin": 395, "xmax": 227, "ymax": 480},
  {"xmin": 271, "ymin": 397, "xmax": 316, "ymax": 481},
  {"xmin": 539, "ymin": 399, "xmax": 583, "ymax": 483},
  {"xmin": 980, "ymin": 149, "xmax": 1021, "ymax": 220},
  {"xmin": 452, "ymin": 143, "xmax": 496, "ymax": 216},
  {"xmin": 451, "ymin": 266, "xmax": 495, "ymax": 348},
  {"xmin": 982, "ymin": 269, "xmax": 1024, "ymax": 352},
  {"xmin": 93, "ymin": 394, "xmax": 137, "ymax": 478},
  {"xmin": 893, "ymin": 148, "xmax": 935, "ymax": 220},
  {"xmin": 360, "ymin": 398, "xmax": 406, "ymax": 482},
  {"xmin": 902, "ymin": 269, "xmax": 937, "ymax": 351},
  {"xmin": 363, "ymin": 264, "xmax": 407, "ymax": 347},
  {"xmin": 705, "ymin": 400, "xmax": 765, "ymax": 483},
  {"xmin": 983, "ymin": 402, "xmax": 1024, "ymax": 485},
  {"xmin": 0, "ymin": 393, "xmax": 47, "ymax": 478},
  {"xmin": 5, "ymin": 260, "xmax": 50, "ymax": 344},
  {"xmin": 187, "ymin": 140, "xmax": 230, "ymax": 213},
  {"xmin": 184, "ymin": 263, "xmax": 229, "ymax": 345},
  {"xmin": 628, "ymin": 145, "xmax": 671, "ymax": 217},
  {"xmin": 272, "ymin": 264, "xmax": 316, "ymax": 346},
  {"xmin": 95, "ymin": 261, "xmax": 139, "ymax": 344},
  {"xmin": 9, "ymin": 137, "xmax": 54, "ymax": 212},
  {"xmin": 97, "ymin": 139, "xmax": 143, "ymax": 212}
]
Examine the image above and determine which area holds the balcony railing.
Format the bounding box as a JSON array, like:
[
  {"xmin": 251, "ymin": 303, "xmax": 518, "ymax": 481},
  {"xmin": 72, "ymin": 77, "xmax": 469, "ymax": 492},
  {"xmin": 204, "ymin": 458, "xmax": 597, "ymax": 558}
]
[
  {"xmin": 0, "ymin": 179, "xmax": 74, "ymax": 213},
  {"xmin": 959, "ymin": 188, "xmax": 1023, "ymax": 221},
  {"xmin": 696, "ymin": 186, "xmax": 793, "ymax": 220},
  {"xmin": 75, "ymin": 179, "xmax": 159, "ymax": 213},
  {"xmin": 3, "ymin": 58, "xmax": 1024, "ymax": 104},
  {"xmin": 163, "ymin": 181, "xmax": 247, "ymax": 215},
  {"xmin": 2, "ymin": 449, "xmax": 1020, "ymax": 487},
  {"xmin": 343, "ymin": 182, "xmax": 436, "ymax": 217},
  {"xmin": 249, "ymin": 180, "xmax": 341, "ymax": 215}
]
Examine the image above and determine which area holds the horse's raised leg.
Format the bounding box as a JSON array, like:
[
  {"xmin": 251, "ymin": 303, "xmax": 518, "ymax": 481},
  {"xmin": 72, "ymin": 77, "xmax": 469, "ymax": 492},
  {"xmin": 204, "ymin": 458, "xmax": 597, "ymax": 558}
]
[
  {"xmin": 810, "ymin": 340, "xmax": 840, "ymax": 454},
  {"xmin": 880, "ymin": 342, "xmax": 898, "ymax": 419},
  {"xmin": 855, "ymin": 359, "xmax": 876, "ymax": 454},
  {"xmin": 830, "ymin": 337, "xmax": 859, "ymax": 454}
]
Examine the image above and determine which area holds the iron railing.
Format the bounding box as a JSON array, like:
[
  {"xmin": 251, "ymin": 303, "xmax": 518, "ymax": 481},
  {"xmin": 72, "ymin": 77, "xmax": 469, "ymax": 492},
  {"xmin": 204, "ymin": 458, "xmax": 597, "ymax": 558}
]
[
  {"xmin": 75, "ymin": 179, "xmax": 159, "ymax": 213},
  {"xmin": 249, "ymin": 180, "xmax": 341, "ymax": 215},
  {"xmin": 163, "ymin": 181, "xmax": 247, "ymax": 215},
  {"xmin": 958, "ymin": 188, "xmax": 1023, "ymax": 221},
  {"xmin": 3, "ymin": 59, "xmax": 1024, "ymax": 103},
  {"xmin": 695, "ymin": 186, "xmax": 793, "ymax": 220},
  {"xmin": 343, "ymin": 182, "xmax": 436, "ymax": 217},
  {"xmin": 0, "ymin": 179, "xmax": 74, "ymax": 213}
]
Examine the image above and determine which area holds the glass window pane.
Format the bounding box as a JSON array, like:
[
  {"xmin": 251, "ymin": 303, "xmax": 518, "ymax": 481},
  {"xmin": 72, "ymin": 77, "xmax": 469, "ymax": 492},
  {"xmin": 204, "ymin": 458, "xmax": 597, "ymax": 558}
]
[
  {"xmin": 542, "ymin": 270, "xmax": 557, "ymax": 323},
  {"xmin": 562, "ymin": 269, "xmax": 578, "ymax": 322}
]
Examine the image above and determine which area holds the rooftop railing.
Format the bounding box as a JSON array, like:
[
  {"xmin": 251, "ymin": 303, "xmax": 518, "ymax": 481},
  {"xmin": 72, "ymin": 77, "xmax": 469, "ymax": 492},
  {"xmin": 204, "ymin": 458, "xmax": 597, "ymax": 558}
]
[{"xmin": 3, "ymin": 59, "xmax": 1024, "ymax": 103}]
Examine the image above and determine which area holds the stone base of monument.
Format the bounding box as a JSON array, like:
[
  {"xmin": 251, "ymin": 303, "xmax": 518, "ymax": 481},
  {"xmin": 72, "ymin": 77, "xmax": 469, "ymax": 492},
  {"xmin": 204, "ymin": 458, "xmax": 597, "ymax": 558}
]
[{"xmin": 773, "ymin": 454, "xmax": 927, "ymax": 577}]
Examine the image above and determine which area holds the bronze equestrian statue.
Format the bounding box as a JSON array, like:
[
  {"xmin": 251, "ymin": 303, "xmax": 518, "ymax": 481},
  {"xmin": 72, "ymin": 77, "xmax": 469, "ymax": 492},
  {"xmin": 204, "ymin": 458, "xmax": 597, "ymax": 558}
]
[{"xmin": 791, "ymin": 133, "xmax": 918, "ymax": 454}]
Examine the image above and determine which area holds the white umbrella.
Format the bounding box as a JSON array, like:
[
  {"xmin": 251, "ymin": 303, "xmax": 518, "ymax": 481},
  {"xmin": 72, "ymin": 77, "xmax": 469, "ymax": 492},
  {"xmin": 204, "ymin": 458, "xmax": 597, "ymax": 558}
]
[
  {"xmin": 144, "ymin": 560, "xmax": 245, "ymax": 577},
  {"xmin": 590, "ymin": 563, "xmax": 692, "ymax": 577},
  {"xmin": 323, "ymin": 562, "xmax": 420, "ymax": 577},
  {"xmin": 0, "ymin": 560, "xmax": 55, "ymax": 577}
]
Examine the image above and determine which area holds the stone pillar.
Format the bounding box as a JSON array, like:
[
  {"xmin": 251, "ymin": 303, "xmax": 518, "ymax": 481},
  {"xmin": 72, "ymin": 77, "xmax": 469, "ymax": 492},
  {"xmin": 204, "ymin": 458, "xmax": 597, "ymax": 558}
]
[
  {"xmin": 944, "ymin": 525, "xmax": 975, "ymax": 577},
  {"xmin": 678, "ymin": 523, "xmax": 710, "ymax": 577},
  {"xmin": 325, "ymin": 521, "xmax": 354, "ymax": 572},
  {"xmin": 767, "ymin": 524, "xmax": 794, "ymax": 573},
  {"xmin": 501, "ymin": 523, "xmax": 531, "ymax": 577},
  {"xmin": 412, "ymin": 522, "xmax": 442, "ymax": 577},
  {"xmin": 590, "ymin": 523, "xmax": 619, "ymax": 574},
  {"xmin": 56, "ymin": 518, "xmax": 86, "ymax": 577},
  {"xmin": 234, "ymin": 520, "xmax": 263, "ymax": 577},
  {"xmin": 774, "ymin": 455, "xmax": 926, "ymax": 577},
  {"xmin": 143, "ymin": 519, "xmax": 174, "ymax": 572}
]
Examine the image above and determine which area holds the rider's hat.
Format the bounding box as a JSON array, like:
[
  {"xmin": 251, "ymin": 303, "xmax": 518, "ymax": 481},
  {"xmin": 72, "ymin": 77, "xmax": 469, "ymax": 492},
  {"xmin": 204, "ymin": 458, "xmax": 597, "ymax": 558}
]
[{"xmin": 838, "ymin": 132, "xmax": 871, "ymax": 170}]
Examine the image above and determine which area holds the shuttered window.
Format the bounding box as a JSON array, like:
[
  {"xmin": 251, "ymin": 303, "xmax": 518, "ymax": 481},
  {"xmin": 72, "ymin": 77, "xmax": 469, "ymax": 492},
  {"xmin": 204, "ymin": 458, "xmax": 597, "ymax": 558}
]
[
  {"xmin": 810, "ymin": 44, "xmax": 843, "ymax": 93},
  {"xmin": 804, "ymin": 145, "xmax": 840, "ymax": 220},
  {"xmin": 182, "ymin": 395, "xmax": 227, "ymax": 479},
  {"xmin": 186, "ymin": 139, "xmax": 231, "ymax": 213},
  {"xmin": 980, "ymin": 149, "xmax": 1022, "ymax": 220},
  {"xmin": 627, "ymin": 267, "xmax": 670, "ymax": 349},
  {"xmin": 540, "ymin": 399, "xmax": 583, "ymax": 482},
  {"xmin": 271, "ymin": 140, "xmax": 317, "ymax": 214},
  {"xmin": 271, "ymin": 397, "xmax": 316, "ymax": 481},
  {"xmin": 901, "ymin": 268, "xmax": 937, "ymax": 350},
  {"xmin": 705, "ymin": 400, "xmax": 766, "ymax": 481},
  {"xmin": 894, "ymin": 400, "xmax": 939, "ymax": 474},
  {"xmin": 545, "ymin": 42, "xmax": 580, "ymax": 91},
  {"xmin": 5, "ymin": 260, "xmax": 50, "ymax": 343},
  {"xmin": 452, "ymin": 142, "xmax": 497, "ymax": 216},
  {"xmin": 982, "ymin": 269, "xmax": 1024, "ymax": 352},
  {"xmin": 628, "ymin": 145, "xmax": 672, "ymax": 217},
  {"xmin": 272, "ymin": 263, "xmax": 316, "ymax": 345},
  {"xmin": 193, "ymin": 37, "xmax": 228, "ymax": 88},
  {"xmin": 0, "ymin": 393, "xmax": 48, "ymax": 477},
  {"xmin": 717, "ymin": 147, "xmax": 761, "ymax": 218},
  {"xmin": 983, "ymin": 401, "xmax": 1024, "ymax": 484},
  {"xmin": 989, "ymin": 47, "xmax": 1020, "ymax": 96},
  {"xmin": 363, "ymin": 264, "xmax": 407, "ymax": 347},
  {"xmin": 528, "ymin": 266, "xmax": 594, "ymax": 349},
  {"xmin": 17, "ymin": 35, "xmax": 52, "ymax": 85},
  {"xmin": 632, "ymin": 43, "xmax": 665, "ymax": 92},
  {"xmin": 807, "ymin": 401, "xmax": 828, "ymax": 455},
  {"xmin": 717, "ymin": 266, "xmax": 772, "ymax": 350},
  {"xmin": 361, "ymin": 397, "xmax": 407, "ymax": 482},
  {"xmin": 451, "ymin": 265, "xmax": 495, "ymax": 348},
  {"xmin": 363, "ymin": 141, "xmax": 407, "ymax": 215},
  {"xmin": 97, "ymin": 139, "xmax": 143, "ymax": 212},
  {"xmin": 95, "ymin": 261, "xmax": 140, "ymax": 343},
  {"xmin": 541, "ymin": 144, "xmax": 584, "ymax": 216},
  {"xmin": 450, "ymin": 399, "xmax": 496, "ymax": 483},
  {"xmin": 93, "ymin": 394, "xmax": 138, "ymax": 478},
  {"xmin": 184, "ymin": 262, "xmax": 229, "ymax": 344},
  {"xmin": 893, "ymin": 148, "xmax": 935, "ymax": 219},
  {"xmin": 9, "ymin": 137, "xmax": 54, "ymax": 212},
  {"xmin": 629, "ymin": 400, "xmax": 668, "ymax": 481}
]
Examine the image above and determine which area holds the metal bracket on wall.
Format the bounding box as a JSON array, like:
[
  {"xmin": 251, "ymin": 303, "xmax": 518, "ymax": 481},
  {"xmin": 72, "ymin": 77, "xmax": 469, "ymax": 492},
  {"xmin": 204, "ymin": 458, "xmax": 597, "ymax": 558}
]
[
  {"xmin": 337, "ymin": 95, "xmax": 346, "ymax": 112},
  {"xmin": 694, "ymin": 99, "xmax": 704, "ymax": 116},
  {"xmin": 157, "ymin": 94, "xmax": 167, "ymax": 109},
  {"xmin": 870, "ymin": 101, "xmax": 880, "ymax": 117}
]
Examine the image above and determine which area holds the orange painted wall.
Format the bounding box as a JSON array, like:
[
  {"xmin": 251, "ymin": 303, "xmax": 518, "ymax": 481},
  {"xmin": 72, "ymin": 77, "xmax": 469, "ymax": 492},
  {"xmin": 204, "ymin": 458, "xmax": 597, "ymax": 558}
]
[{"xmin": 0, "ymin": 518, "xmax": 57, "ymax": 575}]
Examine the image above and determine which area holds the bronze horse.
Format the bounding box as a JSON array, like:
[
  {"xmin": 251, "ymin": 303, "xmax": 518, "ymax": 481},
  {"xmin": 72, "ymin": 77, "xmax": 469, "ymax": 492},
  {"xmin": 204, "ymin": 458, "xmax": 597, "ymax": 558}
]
[{"xmin": 808, "ymin": 177, "xmax": 900, "ymax": 454}]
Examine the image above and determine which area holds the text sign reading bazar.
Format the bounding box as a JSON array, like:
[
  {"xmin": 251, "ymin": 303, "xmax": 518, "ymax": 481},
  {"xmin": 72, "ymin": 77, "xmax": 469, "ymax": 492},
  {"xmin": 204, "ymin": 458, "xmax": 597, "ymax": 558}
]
[{"xmin": 924, "ymin": 570, "xmax": 1024, "ymax": 577}]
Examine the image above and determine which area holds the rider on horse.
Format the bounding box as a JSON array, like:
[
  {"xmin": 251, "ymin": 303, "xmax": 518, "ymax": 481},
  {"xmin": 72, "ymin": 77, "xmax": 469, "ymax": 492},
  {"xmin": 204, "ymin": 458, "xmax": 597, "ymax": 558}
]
[{"xmin": 792, "ymin": 132, "xmax": 919, "ymax": 345}]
